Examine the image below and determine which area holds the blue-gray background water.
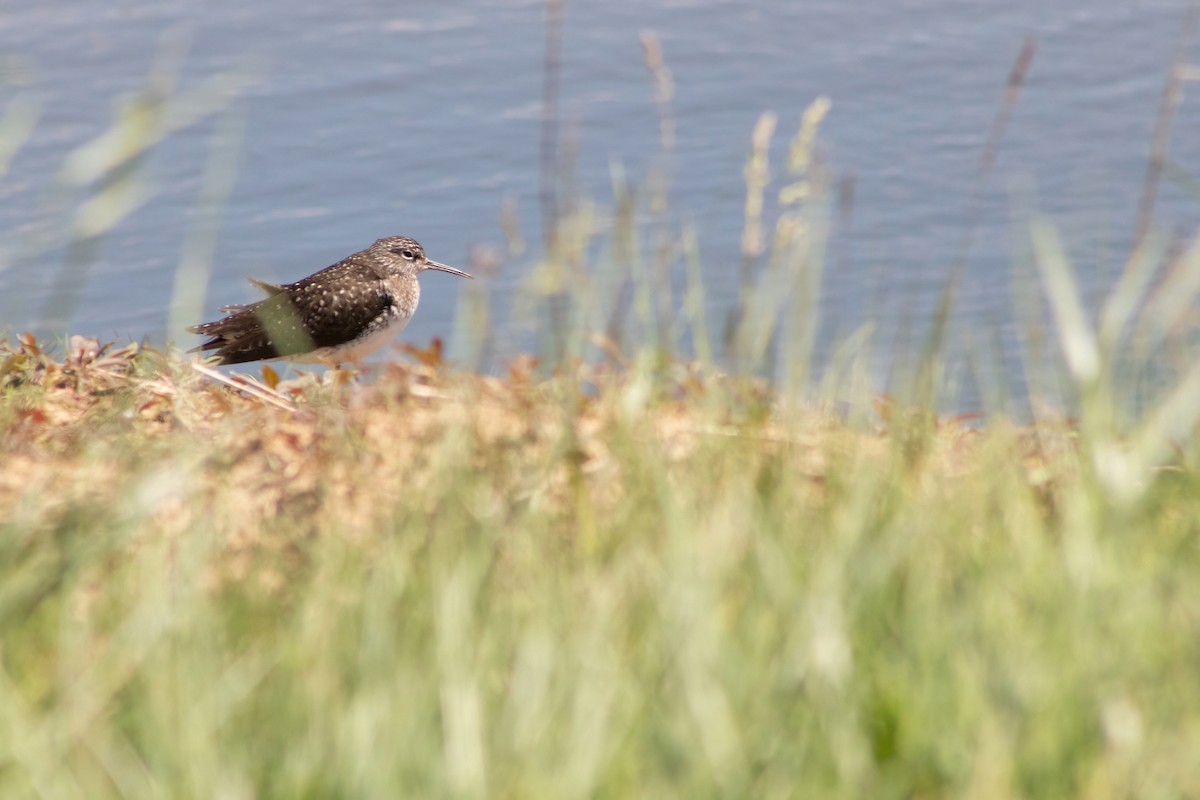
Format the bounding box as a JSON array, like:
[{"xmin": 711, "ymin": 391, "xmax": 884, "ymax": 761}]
[{"xmin": 3, "ymin": 0, "xmax": 1200, "ymax": 403}]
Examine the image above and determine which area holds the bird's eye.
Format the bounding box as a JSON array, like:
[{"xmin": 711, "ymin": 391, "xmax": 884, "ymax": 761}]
[{"xmin": 401, "ymin": 249, "xmax": 415, "ymax": 260}]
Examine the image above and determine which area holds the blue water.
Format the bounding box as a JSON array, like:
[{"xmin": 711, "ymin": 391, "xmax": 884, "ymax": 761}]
[{"xmin": 2, "ymin": 0, "xmax": 1198, "ymax": 400}]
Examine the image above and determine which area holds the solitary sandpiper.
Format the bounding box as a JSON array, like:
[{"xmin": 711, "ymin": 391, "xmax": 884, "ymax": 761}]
[{"xmin": 188, "ymin": 235, "xmax": 472, "ymax": 366}]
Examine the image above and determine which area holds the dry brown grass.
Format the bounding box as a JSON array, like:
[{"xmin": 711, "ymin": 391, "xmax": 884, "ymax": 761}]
[{"xmin": 0, "ymin": 333, "xmax": 1079, "ymax": 583}]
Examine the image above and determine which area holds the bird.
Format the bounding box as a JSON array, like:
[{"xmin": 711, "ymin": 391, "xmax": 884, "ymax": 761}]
[{"xmin": 188, "ymin": 235, "xmax": 472, "ymax": 366}]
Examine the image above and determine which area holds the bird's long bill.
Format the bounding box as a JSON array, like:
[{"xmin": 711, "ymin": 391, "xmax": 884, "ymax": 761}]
[{"xmin": 424, "ymin": 259, "xmax": 474, "ymax": 279}]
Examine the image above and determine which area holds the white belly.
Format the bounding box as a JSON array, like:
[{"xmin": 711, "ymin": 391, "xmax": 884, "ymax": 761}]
[{"xmin": 283, "ymin": 315, "xmax": 411, "ymax": 365}]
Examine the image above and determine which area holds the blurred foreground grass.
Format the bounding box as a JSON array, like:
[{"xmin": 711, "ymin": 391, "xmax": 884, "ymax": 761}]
[{"xmin": 1, "ymin": 331, "xmax": 1199, "ymax": 798}]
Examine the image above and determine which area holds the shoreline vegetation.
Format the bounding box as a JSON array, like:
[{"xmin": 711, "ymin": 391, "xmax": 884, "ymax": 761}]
[
  {"xmin": 2, "ymin": 329, "xmax": 1199, "ymax": 795},
  {"xmin": 6, "ymin": 27, "xmax": 1200, "ymax": 798}
]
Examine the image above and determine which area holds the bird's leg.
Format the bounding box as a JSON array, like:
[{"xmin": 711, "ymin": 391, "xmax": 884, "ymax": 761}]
[
  {"xmin": 316, "ymin": 354, "xmax": 346, "ymax": 385},
  {"xmin": 342, "ymin": 358, "xmax": 368, "ymax": 383},
  {"xmin": 320, "ymin": 355, "xmax": 364, "ymax": 385}
]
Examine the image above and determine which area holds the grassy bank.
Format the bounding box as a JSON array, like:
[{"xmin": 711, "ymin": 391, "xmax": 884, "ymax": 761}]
[{"xmin": 1, "ymin": 332, "xmax": 1199, "ymax": 798}]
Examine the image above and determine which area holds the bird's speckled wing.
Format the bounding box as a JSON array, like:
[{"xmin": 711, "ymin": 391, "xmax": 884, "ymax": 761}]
[{"xmin": 188, "ymin": 254, "xmax": 394, "ymax": 364}]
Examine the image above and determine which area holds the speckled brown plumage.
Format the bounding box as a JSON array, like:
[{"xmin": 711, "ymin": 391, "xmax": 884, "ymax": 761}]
[{"xmin": 188, "ymin": 236, "xmax": 472, "ymax": 366}]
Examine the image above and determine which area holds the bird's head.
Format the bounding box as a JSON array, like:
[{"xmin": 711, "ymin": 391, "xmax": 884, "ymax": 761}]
[{"xmin": 373, "ymin": 236, "xmax": 473, "ymax": 280}]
